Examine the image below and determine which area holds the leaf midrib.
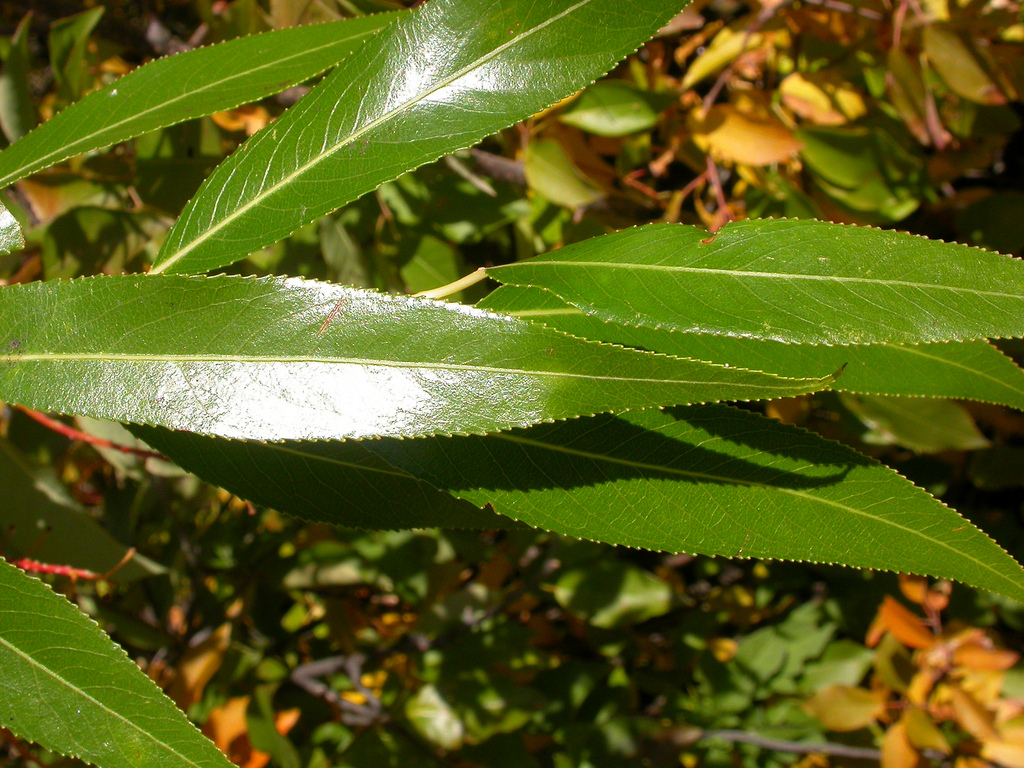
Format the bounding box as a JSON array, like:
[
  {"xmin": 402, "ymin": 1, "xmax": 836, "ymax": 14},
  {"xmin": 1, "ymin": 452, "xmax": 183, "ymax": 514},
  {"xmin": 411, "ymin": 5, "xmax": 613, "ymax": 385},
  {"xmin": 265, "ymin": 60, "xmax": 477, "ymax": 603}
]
[
  {"xmin": 4, "ymin": 351, "xmax": 816, "ymax": 390},
  {"xmin": 152, "ymin": 0, "xmax": 594, "ymax": 273},
  {"xmin": 499, "ymin": 261, "xmax": 1024, "ymax": 301},
  {"xmin": 494, "ymin": 432, "xmax": 1016, "ymax": 589},
  {"xmin": 0, "ymin": 600, "xmax": 210, "ymax": 768},
  {"xmin": 0, "ymin": 29, "xmax": 371, "ymax": 189}
]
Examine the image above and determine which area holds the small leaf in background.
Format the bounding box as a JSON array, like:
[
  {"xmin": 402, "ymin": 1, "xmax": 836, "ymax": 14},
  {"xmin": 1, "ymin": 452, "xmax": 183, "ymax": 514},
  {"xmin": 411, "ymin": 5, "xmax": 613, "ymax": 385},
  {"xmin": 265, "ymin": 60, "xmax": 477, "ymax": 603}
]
[
  {"xmin": 803, "ymin": 685, "xmax": 885, "ymax": 731},
  {"xmin": 524, "ymin": 139, "xmax": 604, "ymax": 209},
  {"xmin": 840, "ymin": 394, "xmax": 991, "ymax": 453},
  {"xmin": 0, "ymin": 558, "xmax": 234, "ymax": 768},
  {"xmin": 0, "ymin": 199, "xmax": 23, "ymax": 254},
  {"xmin": 167, "ymin": 623, "xmax": 232, "ymax": 711},
  {"xmin": 487, "ymin": 218, "xmax": 1024, "ymax": 345},
  {"xmin": 48, "ymin": 7, "xmax": 105, "ymax": 104},
  {"xmin": 924, "ymin": 24, "xmax": 1005, "ymax": 105},
  {"xmin": 553, "ymin": 559, "xmax": 673, "ymax": 628},
  {"xmin": 0, "ymin": 435, "xmax": 160, "ymax": 581},
  {"xmin": 406, "ymin": 685, "xmax": 465, "ymax": 751},
  {"xmin": 779, "ymin": 71, "xmax": 866, "ymax": 127},
  {"xmin": 689, "ymin": 104, "xmax": 802, "ymax": 166},
  {"xmin": 0, "ymin": 15, "xmax": 38, "ymax": 143},
  {"xmin": 559, "ymin": 80, "xmax": 675, "ymax": 137},
  {"xmin": 798, "ymin": 124, "xmax": 923, "ymax": 220},
  {"xmin": 680, "ymin": 26, "xmax": 767, "ymax": 90}
]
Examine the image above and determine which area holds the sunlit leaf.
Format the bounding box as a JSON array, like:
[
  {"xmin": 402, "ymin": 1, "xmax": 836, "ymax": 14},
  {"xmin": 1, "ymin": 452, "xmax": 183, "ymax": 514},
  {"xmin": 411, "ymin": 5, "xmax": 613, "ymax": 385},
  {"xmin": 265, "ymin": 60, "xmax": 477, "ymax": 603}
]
[
  {"xmin": 480, "ymin": 285, "xmax": 1024, "ymax": 411},
  {"xmin": 151, "ymin": 0, "xmax": 687, "ymax": 275},
  {"xmin": 0, "ymin": 199, "xmax": 23, "ymax": 254},
  {"xmin": 486, "ymin": 218, "xmax": 1024, "ymax": 345},
  {"xmin": 0, "ymin": 558, "xmax": 233, "ymax": 768},
  {"xmin": 0, "ymin": 13, "xmax": 399, "ymax": 189},
  {"xmin": 0, "ymin": 274, "xmax": 828, "ymax": 441}
]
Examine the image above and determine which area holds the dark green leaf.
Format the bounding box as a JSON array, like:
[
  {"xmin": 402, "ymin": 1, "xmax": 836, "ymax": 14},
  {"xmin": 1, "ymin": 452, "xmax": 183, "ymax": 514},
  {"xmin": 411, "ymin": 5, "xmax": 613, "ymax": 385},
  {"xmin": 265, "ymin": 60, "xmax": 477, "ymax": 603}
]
[
  {"xmin": 486, "ymin": 219, "xmax": 1024, "ymax": 345},
  {"xmin": 0, "ymin": 558, "xmax": 233, "ymax": 768},
  {"xmin": 0, "ymin": 15, "xmax": 38, "ymax": 143},
  {"xmin": 48, "ymin": 7, "xmax": 104, "ymax": 103},
  {"xmin": 0, "ymin": 13, "xmax": 399, "ymax": 189},
  {"xmin": 364, "ymin": 405, "xmax": 1024, "ymax": 602},
  {"xmin": 0, "ymin": 274, "xmax": 828, "ymax": 441},
  {"xmin": 151, "ymin": 0, "xmax": 687, "ymax": 275},
  {"xmin": 480, "ymin": 285, "xmax": 1024, "ymax": 410},
  {"xmin": 0, "ymin": 436, "xmax": 161, "ymax": 581},
  {"xmin": 130, "ymin": 424, "xmax": 518, "ymax": 530}
]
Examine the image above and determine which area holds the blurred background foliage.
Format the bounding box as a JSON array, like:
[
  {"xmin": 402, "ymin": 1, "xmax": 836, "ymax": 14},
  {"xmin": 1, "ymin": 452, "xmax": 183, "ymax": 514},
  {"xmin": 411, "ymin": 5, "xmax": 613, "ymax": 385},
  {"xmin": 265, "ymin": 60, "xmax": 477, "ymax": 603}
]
[{"xmin": 2, "ymin": 0, "xmax": 1024, "ymax": 766}]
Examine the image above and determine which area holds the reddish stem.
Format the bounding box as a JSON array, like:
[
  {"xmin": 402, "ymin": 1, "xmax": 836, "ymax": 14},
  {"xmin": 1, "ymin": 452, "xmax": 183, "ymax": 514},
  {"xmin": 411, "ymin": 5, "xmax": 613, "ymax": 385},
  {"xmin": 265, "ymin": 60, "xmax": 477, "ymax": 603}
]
[{"xmin": 16, "ymin": 407, "xmax": 166, "ymax": 461}]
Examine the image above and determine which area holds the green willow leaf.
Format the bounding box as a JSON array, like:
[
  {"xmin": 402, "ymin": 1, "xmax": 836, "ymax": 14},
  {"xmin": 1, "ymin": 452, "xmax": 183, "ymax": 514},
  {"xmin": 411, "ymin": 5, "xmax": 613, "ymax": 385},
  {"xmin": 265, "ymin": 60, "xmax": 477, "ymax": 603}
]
[
  {"xmin": 364, "ymin": 405, "xmax": 1024, "ymax": 603},
  {"xmin": 151, "ymin": 0, "xmax": 686, "ymax": 275},
  {"xmin": 0, "ymin": 274, "xmax": 829, "ymax": 441},
  {"xmin": 486, "ymin": 218, "xmax": 1024, "ymax": 345},
  {"xmin": 0, "ymin": 558, "xmax": 232, "ymax": 768},
  {"xmin": 481, "ymin": 285, "xmax": 1024, "ymax": 410},
  {"xmin": 130, "ymin": 425, "xmax": 521, "ymax": 531},
  {"xmin": 0, "ymin": 13, "xmax": 400, "ymax": 189}
]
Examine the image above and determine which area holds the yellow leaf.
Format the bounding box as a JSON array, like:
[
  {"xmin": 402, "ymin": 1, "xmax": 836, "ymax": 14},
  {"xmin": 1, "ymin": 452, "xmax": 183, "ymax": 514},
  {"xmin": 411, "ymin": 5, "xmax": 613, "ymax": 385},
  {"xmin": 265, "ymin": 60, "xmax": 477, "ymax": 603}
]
[
  {"xmin": 904, "ymin": 708, "xmax": 952, "ymax": 754},
  {"xmin": 688, "ymin": 105, "xmax": 802, "ymax": 166},
  {"xmin": 780, "ymin": 71, "xmax": 865, "ymax": 126},
  {"xmin": 882, "ymin": 718, "xmax": 922, "ymax": 768},
  {"xmin": 948, "ymin": 684, "xmax": 1000, "ymax": 742},
  {"xmin": 803, "ymin": 685, "xmax": 885, "ymax": 731}
]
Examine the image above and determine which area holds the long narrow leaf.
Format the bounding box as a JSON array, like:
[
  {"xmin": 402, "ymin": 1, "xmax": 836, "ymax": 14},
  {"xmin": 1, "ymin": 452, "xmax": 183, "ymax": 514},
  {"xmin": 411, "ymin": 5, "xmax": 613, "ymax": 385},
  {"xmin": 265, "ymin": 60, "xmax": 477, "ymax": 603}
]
[
  {"xmin": 486, "ymin": 219, "xmax": 1024, "ymax": 345},
  {"xmin": 481, "ymin": 285, "xmax": 1024, "ymax": 410},
  {"xmin": 151, "ymin": 0, "xmax": 687, "ymax": 275},
  {"xmin": 131, "ymin": 425, "xmax": 522, "ymax": 531},
  {"xmin": 0, "ymin": 13, "xmax": 400, "ymax": 189},
  {"xmin": 364, "ymin": 405, "xmax": 1024, "ymax": 603},
  {"xmin": 0, "ymin": 274, "xmax": 831, "ymax": 441},
  {"xmin": 0, "ymin": 558, "xmax": 232, "ymax": 768}
]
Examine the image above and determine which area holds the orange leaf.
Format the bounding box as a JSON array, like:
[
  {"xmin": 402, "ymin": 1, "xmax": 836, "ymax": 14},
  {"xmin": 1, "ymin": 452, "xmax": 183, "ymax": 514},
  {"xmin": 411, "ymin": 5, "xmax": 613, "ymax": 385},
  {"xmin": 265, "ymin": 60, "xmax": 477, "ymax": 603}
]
[
  {"xmin": 953, "ymin": 643, "xmax": 1020, "ymax": 672},
  {"xmin": 878, "ymin": 596, "xmax": 934, "ymax": 650},
  {"xmin": 168, "ymin": 623, "xmax": 232, "ymax": 710},
  {"xmin": 948, "ymin": 684, "xmax": 1000, "ymax": 742},
  {"xmin": 882, "ymin": 718, "xmax": 922, "ymax": 768}
]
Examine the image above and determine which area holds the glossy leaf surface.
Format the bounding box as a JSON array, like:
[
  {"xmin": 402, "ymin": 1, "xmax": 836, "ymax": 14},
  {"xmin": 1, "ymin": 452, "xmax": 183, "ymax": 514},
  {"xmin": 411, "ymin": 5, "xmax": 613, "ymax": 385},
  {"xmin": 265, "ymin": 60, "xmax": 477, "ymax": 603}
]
[
  {"xmin": 131, "ymin": 425, "xmax": 520, "ymax": 530},
  {"xmin": 487, "ymin": 218, "xmax": 1024, "ymax": 345},
  {"xmin": 0, "ymin": 274, "xmax": 828, "ymax": 441},
  {"xmin": 0, "ymin": 558, "xmax": 233, "ymax": 768},
  {"xmin": 0, "ymin": 199, "xmax": 23, "ymax": 253},
  {"xmin": 0, "ymin": 13, "xmax": 398, "ymax": 189},
  {"xmin": 365, "ymin": 405, "xmax": 1024, "ymax": 602},
  {"xmin": 152, "ymin": 0, "xmax": 686, "ymax": 275},
  {"xmin": 481, "ymin": 285, "xmax": 1024, "ymax": 410}
]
